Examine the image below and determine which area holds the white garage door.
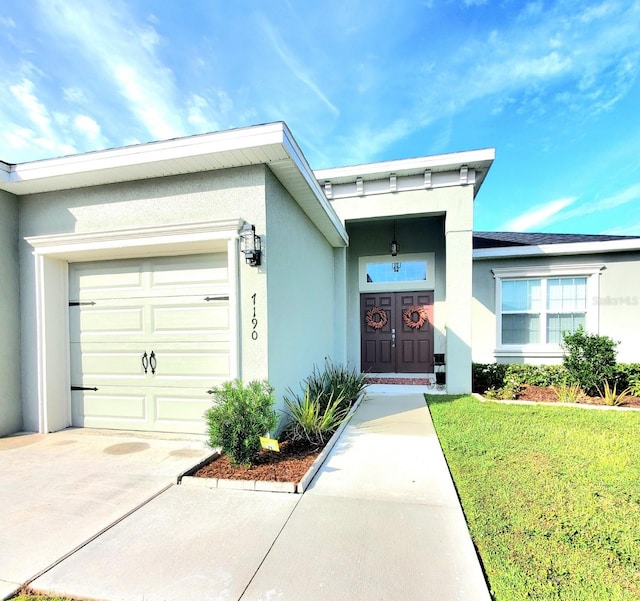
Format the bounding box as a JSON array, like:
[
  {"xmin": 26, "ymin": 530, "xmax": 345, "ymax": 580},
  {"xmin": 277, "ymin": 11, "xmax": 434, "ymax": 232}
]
[{"xmin": 69, "ymin": 254, "xmax": 231, "ymax": 434}]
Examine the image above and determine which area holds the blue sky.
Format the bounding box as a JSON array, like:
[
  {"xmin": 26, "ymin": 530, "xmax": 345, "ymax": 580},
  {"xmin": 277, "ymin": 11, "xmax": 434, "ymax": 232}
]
[{"xmin": 1, "ymin": 0, "xmax": 639, "ymax": 235}]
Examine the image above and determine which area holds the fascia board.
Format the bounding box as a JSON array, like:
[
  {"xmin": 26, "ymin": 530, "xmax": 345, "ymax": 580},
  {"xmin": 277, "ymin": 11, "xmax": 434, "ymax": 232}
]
[
  {"xmin": 314, "ymin": 148, "xmax": 495, "ymax": 182},
  {"xmin": 279, "ymin": 124, "xmax": 348, "ymax": 247},
  {"xmin": 473, "ymin": 238, "xmax": 640, "ymax": 259},
  {"xmin": 6, "ymin": 123, "xmax": 287, "ymax": 186}
]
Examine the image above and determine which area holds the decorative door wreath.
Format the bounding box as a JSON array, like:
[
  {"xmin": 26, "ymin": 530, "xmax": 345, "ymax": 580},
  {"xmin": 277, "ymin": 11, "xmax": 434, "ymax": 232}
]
[
  {"xmin": 402, "ymin": 305, "xmax": 429, "ymax": 329},
  {"xmin": 365, "ymin": 306, "xmax": 388, "ymax": 329}
]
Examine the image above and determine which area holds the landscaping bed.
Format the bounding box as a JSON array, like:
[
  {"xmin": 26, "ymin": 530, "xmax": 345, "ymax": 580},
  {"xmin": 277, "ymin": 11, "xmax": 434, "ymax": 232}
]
[
  {"xmin": 515, "ymin": 384, "xmax": 640, "ymax": 408},
  {"xmin": 192, "ymin": 438, "xmax": 320, "ymax": 482}
]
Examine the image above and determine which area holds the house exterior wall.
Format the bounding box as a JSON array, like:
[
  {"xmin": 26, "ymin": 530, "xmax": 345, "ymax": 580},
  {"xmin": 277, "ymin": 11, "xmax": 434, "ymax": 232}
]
[
  {"xmin": 0, "ymin": 190, "xmax": 22, "ymax": 436},
  {"xmin": 472, "ymin": 251, "xmax": 640, "ymax": 364},
  {"xmin": 18, "ymin": 165, "xmax": 267, "ymax": 433},
  {"xmin": 264, "ymin": 169, "xmax": 340, "ymax": 418}
]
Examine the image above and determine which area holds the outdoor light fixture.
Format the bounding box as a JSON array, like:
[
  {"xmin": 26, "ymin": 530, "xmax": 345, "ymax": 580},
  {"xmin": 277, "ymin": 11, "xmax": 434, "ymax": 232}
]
[
  {"xmin": 240, "ymin": 222, "xmax": 262, "ymax": 266},
  {"xmin": 390, "ymin": 220, "xmax": 399, "ymax": 257}
]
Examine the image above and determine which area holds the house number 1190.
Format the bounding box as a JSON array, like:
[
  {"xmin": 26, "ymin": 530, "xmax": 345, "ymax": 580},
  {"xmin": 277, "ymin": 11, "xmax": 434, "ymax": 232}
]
[{"xmin": 251, "ymin": 293, "xmax": 258, "ymax": 340}]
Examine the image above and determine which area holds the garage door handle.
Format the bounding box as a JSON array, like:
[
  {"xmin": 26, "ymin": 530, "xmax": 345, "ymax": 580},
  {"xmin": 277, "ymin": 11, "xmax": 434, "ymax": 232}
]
[
  {"xmin": 142, "ymin": 352, "xmax": 149, "ymax": 374},
  {"xmin": 149, "ymin": 351, "xmax": 157, "ymax": 375}
]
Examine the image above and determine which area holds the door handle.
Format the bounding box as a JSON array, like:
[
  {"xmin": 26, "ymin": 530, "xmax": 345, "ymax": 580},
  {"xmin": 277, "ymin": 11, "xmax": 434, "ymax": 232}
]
[
  {"xmin": 149, "ymin": 351, "xmax": 157, "ymax": 375},
  {"xmin": 141, "ymin": 351, "xmax": 149, "ymax": 374}
]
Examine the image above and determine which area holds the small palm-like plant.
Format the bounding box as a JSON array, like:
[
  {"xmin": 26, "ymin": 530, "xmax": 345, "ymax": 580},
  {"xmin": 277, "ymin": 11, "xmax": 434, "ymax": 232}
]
[
  {"xmin": 553, "ymin": 382, "xmax": 583, "ymax": 403},
  {"xmin": 597, "ymin": 381, "xmax": 630, "ymax": 406},
  {"xmin": 284, "ymin": 385, "xmax": 348, "ymax": 446}
]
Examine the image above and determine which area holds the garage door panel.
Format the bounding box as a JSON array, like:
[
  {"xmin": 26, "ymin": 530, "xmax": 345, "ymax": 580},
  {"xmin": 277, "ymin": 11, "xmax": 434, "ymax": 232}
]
[
  {"xmin": 155, "ymin": 393, "xmax": 212, "ymax": 433},
  {"xmin": 149, "ymin": 254, "xmax": 228, "ymax": 293},
  {"xmin": 151, "ymin": 303, "xmax": 229, "ymax": 339},
  {"xmin": 72, "ymin": 391, "xmax": 148, "ymax": 426},
  {"xmin": 71, "ymin": 306, "xmax": 146, "ymax": 342},
  {"xmin": 71, "ymin": 263, "xmax": 145, "ymax": 300}
]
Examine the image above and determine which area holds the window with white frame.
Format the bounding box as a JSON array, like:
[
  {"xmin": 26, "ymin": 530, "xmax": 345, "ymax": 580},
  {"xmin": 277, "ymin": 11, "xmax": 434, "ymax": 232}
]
[{"xmin": 494, "ymin": 265, "xmax": 602, "ymax": 349}]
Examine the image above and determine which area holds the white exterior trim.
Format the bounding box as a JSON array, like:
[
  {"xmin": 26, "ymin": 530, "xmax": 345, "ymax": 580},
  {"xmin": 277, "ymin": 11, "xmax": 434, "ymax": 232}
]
[
  {"xmin": 25, "ymin": 219, "xmax": 242, "ymax": 433},
  {"xmin": 474, "ymin": 238, "xmax": 640, "ymax": 259},
  {"xmin": 492, "ymin": 263, "xmax": 604, "ymax": 359}
]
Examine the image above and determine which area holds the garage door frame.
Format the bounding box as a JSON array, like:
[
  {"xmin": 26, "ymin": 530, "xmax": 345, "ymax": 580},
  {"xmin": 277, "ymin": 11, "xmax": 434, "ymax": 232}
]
[{"xmin": 25, "ymin": 219, "xmax": 243, "ymax": 433}]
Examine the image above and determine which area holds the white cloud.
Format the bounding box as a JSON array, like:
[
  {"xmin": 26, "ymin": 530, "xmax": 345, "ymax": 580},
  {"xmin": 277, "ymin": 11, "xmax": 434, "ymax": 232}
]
[
  {"xmin": 37, "ymin": 0, "xmax": 186, "ymax": 141},
  {"xmin": 10, "ymin": 79, "xmax": 53, "ymax": 140},
  {"xmin": 259, "ymin": 14, "xmax": 339, "ymax": 117},
  {"xmin": 73, "ymin": 115, "xmax": 101, "ymax": 140},
  {"xmin": 63, "ymin": 87, "xmax": 88, "ymax": 104},
  {"xmin": 502, "ymin": 197, "xmax": 577, "ymax": 231}
]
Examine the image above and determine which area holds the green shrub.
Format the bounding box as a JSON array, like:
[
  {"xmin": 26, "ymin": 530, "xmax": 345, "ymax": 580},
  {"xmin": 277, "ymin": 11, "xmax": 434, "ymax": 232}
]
[
  {"xmin": 304, "ymin": 359, "xmax": 367, "ymax": 412},
  {"xmin": 205, "ymin": 379, "xmax": 278, "ymax": 466},
  {"xmin": 630, "ymin": 376, "xmax": 640, "ymax": 397},
  {"xmin": 562, "ymin": 327, "xmax": 618, "ymax": 396},
  {"xmin": 284, "ymin": 385, "xmax": 348, "ymax": 445},
  {"xmin": 485, "ymin": 385, "xmax": 519, "ymax": 400},
  {"xmin": 504, "ymin": 364, "xmax": 567, "ymax": 389},
  {"xmin": 610, "ymin": 363, "xmax": 640, "ymax": 391},
  {"xmin": 472, "ymin": 363, "xmax": 508, "ymax": 393}
]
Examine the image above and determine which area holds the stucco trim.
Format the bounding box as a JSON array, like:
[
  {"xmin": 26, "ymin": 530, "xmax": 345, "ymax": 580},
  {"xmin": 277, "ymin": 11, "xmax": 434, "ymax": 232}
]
[{"xmin": 25, "ymin": 219, "xmax": 242, "ymax": 433}]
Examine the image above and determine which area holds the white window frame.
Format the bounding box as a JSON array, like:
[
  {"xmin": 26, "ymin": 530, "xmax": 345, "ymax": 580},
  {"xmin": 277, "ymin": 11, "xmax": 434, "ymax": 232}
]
[
  {"xmin": 492, "ymin": 264, "xmax": 603, "ymax": 359},
  {"xmin": 359, "ymin": 252, "xmax": 435, "ymax": 292}
]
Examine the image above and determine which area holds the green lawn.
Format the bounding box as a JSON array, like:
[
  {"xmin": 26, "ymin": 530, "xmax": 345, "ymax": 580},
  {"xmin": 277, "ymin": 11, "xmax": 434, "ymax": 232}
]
[{"xmin": 426, "ymin": 395, "xmax": 640, "ymax": 601}]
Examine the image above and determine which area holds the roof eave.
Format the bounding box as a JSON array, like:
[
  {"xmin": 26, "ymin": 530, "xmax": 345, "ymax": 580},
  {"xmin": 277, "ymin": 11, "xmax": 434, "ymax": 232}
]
[
  {"xmin": 0, "ymin": 123, "xmax": 348, "ymax": 248},
  {"xmin": 473, "ymin": 238, "xmax": 640, "ymax": 259}
]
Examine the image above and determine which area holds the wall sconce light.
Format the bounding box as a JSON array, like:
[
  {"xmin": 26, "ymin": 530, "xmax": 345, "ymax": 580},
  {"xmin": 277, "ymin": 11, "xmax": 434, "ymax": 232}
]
[
  {"xmin": 240, "ymin": 222, "xmax": 262, "ymax": 266},
  {"xmin": 390, "ymin": 220, "xmax": 399, "ymax": 257}
]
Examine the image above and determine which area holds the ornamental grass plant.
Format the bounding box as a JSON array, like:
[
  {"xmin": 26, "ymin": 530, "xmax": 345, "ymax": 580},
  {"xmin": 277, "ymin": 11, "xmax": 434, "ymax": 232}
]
[
  {"xmin": 304, "ymin": 359, "xmax": 368, "ymax": 412},
  {"xmin": 283, "ymin": 385, "xmax": 348, "ymax": 445}
]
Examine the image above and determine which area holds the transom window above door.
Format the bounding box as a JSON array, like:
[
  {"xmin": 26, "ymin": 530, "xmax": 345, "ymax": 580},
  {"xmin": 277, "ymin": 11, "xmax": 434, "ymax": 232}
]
[
  {"xmin": 359, "ymin": 253, "xmax": 435, "ymax": 292},
  {"xmin": 493, "ymin": 264, "xmax": 603, "ymax": 351}
]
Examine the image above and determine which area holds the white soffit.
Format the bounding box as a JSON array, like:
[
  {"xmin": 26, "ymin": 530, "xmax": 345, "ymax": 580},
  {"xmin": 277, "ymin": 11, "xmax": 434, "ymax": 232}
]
[
  {"xmin": 315, "ymin": 148, "xmax": 495, "ymax": 198},
  {"xmin": 473, "ymin": 238, "xmax": 640, "ymax": 259},
  {"xmin": 1, "ymin": 122, "xmax": 348, "ymax": 248}
]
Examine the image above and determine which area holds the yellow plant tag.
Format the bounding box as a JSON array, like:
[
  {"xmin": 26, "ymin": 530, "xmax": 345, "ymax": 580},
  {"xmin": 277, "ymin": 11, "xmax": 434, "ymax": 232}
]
[{"xmin": 260, "ymin": 437, "xmax": 280, "ymax": 452}]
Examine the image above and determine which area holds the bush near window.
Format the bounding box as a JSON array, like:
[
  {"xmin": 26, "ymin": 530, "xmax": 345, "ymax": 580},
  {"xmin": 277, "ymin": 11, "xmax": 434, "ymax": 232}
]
[
  {"xmin": 205, "ymin": 379, "xmax": 278, "ymax": 466},
  {"xmin": 472, "ymin": 363, "xmax": 566, "ymax": 394},
  {"xmin": 472, "ymin": 363, "xmax": 508, "ymax": 393},
  {"xmin": 473, "ymin": 361, "xmax": 640, "ymax": 398},
  {"xmin": 562, "ymin": 326, "xmax": 618, "ymax": 396},
  {"xmin": 610, "ymin": 363, "xmax": 640, "ymax": 391}
]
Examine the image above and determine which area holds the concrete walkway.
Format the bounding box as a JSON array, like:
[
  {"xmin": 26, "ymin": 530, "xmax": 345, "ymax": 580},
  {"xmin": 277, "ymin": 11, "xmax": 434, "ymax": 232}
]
[{"xmin": 30, "ymin": 391, "xmax": 491, "ymax": 601}]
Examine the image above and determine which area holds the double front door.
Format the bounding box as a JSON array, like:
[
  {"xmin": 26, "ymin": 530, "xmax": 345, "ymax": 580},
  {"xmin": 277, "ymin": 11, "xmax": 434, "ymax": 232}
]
[{"xmin": 361, "ymin": 291, "xmax": 434, "ymax": 373}]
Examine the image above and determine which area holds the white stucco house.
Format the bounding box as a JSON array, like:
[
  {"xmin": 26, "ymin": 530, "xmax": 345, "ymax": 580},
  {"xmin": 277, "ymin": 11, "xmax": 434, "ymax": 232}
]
[{"xmin": 1, "ymin": 122, "xmax": 639, "ymax": 437}]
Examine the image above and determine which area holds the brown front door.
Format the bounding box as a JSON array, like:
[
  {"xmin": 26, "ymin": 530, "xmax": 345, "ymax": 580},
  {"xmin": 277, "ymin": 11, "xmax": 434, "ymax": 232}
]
[{"xmin": 361, "ymin": 291, "xmax": 434, "ymax": 373}]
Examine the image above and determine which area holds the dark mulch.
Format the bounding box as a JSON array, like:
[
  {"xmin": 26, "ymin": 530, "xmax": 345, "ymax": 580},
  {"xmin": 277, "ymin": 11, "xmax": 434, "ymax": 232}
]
[
  {"xmin": 193, "ymin": 439, "xmax": 324, "ymax": 483},
  {"xmin": 516, "ymin": 385, "xmax": 640, "ymax": 408}
]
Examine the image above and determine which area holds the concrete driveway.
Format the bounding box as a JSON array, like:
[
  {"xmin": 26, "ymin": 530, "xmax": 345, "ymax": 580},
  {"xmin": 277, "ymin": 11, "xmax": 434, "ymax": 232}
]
[{"xmin": 0, "ymin": 428, "xmax": 213, "ymax": 599}]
